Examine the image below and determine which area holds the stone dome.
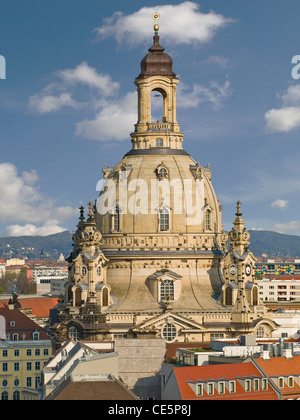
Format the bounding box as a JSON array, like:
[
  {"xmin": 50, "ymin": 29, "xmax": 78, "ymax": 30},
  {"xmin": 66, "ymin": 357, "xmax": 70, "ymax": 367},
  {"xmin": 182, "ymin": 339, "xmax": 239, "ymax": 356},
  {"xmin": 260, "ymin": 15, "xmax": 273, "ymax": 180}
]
[{"xmin": 139, "ymin": 34, "xmax": 176, "ymax": 79}]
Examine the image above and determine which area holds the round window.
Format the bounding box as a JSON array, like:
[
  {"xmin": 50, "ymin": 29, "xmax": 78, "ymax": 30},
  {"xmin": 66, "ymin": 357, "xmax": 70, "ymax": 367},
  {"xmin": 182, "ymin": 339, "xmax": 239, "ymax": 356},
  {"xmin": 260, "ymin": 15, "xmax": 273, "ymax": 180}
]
[{"xmin": 162, "ymin": 323, "xmax": 177, "ymax": 343}]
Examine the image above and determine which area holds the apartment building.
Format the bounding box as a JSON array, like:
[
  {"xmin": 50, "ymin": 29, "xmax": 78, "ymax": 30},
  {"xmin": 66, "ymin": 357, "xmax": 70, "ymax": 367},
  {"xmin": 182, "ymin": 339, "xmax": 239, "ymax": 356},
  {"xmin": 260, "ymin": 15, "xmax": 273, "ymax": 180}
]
[{"xmin": 0, "ymin": 304, "xmax": 52, "ymax": 400}]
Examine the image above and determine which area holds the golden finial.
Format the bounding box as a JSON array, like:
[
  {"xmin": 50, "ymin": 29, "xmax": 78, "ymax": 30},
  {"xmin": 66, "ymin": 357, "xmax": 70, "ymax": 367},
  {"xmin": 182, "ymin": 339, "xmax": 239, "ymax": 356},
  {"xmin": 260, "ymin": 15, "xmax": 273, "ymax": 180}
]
[{"xmin": 153, "ymin": 12, "xmax": 160, "ymax": 34}]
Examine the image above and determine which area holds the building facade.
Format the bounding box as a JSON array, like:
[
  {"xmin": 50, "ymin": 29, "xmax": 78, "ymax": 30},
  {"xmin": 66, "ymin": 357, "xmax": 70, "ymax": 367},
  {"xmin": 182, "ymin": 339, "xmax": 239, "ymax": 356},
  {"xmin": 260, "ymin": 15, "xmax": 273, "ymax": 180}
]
[
  {"xmin": 50, "ymin": 17, "xmax": 276, "ymax": 348},
  {"xmin": 0, "ymin": 305, "xmax": 52, "ymax": 400}
]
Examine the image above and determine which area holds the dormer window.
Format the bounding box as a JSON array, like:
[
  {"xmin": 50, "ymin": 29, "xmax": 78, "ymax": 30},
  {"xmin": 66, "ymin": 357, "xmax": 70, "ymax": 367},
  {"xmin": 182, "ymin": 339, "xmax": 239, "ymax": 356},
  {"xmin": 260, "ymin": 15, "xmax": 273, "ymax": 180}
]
[{"xmin": 156, "ymin": 163, "xmax": 169, "ymax": 180}]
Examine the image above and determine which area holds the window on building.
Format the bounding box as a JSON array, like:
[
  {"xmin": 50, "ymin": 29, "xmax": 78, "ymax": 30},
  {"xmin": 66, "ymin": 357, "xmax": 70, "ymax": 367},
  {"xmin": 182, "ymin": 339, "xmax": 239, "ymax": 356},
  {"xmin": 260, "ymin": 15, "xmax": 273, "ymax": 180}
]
[
  {"xmin": 160, "ymin": 279, "xmax": 174, "ymax": 301},
  {"xmin": 262, "ymin": 378, "xmax": 268, "ymax": 390},
  {"xmin": 14, "ymin": 362, "xmax": 20, "ymax": 372},
  {"xmin": 26, "ymin": 377, "xmax": 32, "ymax": 388},
  {"xmin": 26, "ymin": 362, "xmax": 32, "ymax": 371},
  {"xmin": 256, "ymin": 325, "xmax": 265, "ymax": 338},
  {"xmin": 225, "ymin": 286, "xmax": 233, "ymax": 306},
  {"xmin": 218, "ymin": 382, "xmax": 225, "ymax": 394},
  {"xmin": 43, "ymin": 349, "xmax": 49, "ymax": 356},
  {"xmin": 12, "ymin": 333, "xmax": 19, "ymax": 341},
  {"xmin": 196, "ymin": 383, "xmax": 203, "ymax": 396},
  {"xmin": 158, "ymin": 167, "xmax": 168, "ymax": 179},
  {"xmin": 156, "ymin": 138, "xmax": 163, "ymax": 147},
  {"xmin": 69, "ymin": 326, "xmax": 80, "ymax": 341},
  {"xmin": 162, "ymin": 323, "xmax": 177, "ymax": 343},
  {"xmin": 288, "ymin": 376, "xmax": 294, "ymax": 388},
  {"xmin": 13, "ymin": 391, "xmax": 20, "ymax": 400},
  {"xmin": 278, "ymin": 377, "xmax": 284, "ymax": 388},
  {"xmin": 35, "ymin": 362, "xmax": 40, "ymax": 371},
  {"xmin": 207, "ymin": 383, "xmax": 214, "ymax": 395},
  {"xmin": 112, "ymin": 206, "xmax": 121, "ymax": 232},
  {"xmin": 2, "ymin": 350, "xmax": 8, "ymax": 357},
  {"xmin": 82, "ymin": 266, "xmax": 87, "ymax": 277},
  {"xmin": 2, "ymin": 363, "xmax": 8, "ymax": 372},
  {"xmin": 33, "ymin": 332, "xmax": 39, "ymax": 341},
  {"xmin": 2, "ymin": 380, "xmax": 8, "ymax": 387},
  {"xmin": 1, "ymin": 391, "xmax": 8, "ymax": 400},
  {"xmin": 159, "ymin": 208, "xmax": 169, "ymax": 231},
  {"xmin": 245, "ymin": 379, "xmax": 251, "ymax": 392},
  {"xmin": 253, "ymin": 379, "xmax": 259, "ymax": 391},
  {"xmin": 205, "ymin": 209, "xmax": 212, "ymax": 231},
  {"xmin": 26, "ymin": 349, "xmax": 32, "ymax": 357},
  {"xmin": 229, "ymin": 381, "xmax": 236, "ymax": 393},
  {"xmin": 35, "ymin": 349, "xmax": 40, "ymax": 357}
]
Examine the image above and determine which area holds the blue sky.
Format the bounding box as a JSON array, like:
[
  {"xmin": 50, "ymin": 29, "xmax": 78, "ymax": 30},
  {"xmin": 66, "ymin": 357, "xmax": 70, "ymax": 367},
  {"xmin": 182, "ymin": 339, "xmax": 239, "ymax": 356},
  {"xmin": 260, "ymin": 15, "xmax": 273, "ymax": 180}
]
[{"xmin": 1, "ymin": 0, "xmax": 300, "ymax": 237}]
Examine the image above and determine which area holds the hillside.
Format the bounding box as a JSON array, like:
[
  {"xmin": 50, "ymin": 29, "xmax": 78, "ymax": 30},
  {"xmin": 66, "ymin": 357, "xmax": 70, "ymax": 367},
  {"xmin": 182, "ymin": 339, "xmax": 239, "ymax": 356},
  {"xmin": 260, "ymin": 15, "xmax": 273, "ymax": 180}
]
[
  {"xmin": 0, "ymin": 230, "xmax": 74, "ymax": 261},
  {"xmin": 0, "ymin": 229, "xmax": 300, "ymax": 260}
]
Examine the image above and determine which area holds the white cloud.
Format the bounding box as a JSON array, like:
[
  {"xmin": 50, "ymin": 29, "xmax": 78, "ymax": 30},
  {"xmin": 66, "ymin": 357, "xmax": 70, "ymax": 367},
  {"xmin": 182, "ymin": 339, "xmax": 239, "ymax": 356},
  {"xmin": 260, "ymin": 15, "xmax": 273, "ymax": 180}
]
[
  {"xmin": 29, "ymin": 62, "xmax": 119, "ymax": 115},
  {"xmin": 4, "ymin": 221, "xmax": 67, "ymax": 237},
  {"xmin": 0, "ymin": 163, "xmax": 76, "ymax": 235},
  {"xmin": 94, "ymin": 2, "xmax": 233, "ymax": 47},
  {"xmin": 270, "ymin": 199, "xmax": 289, "ymax": 210},
  {"xmin": 58, "ymin": 62, "xmax": 119, "ymax": 97},
  {"xmin": 75, "ymin": 92, "xmax": 137, "ymax": 142},
  {"xmin": 177, "ymin": 79, "xmax": 232, "ymax": 109},
  {"xmin": 272, "ymin": 220, "xmax": 300, "ymax": 235},
  {"xmin": 265, "ymin": 85, "xmax": 300, "ymax": 133},
  {"xmin": 29, "ymin": 91, "xmax": 84, "ymax": 114},
  {"xmin": 205, "ymin": 55, "xmax": 231, "ymax": 68}
]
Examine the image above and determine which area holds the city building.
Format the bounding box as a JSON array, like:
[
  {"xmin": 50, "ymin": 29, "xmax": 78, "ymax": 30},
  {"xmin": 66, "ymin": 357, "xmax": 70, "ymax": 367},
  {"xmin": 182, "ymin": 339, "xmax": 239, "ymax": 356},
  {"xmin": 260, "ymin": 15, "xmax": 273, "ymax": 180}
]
[
  {"xmin": 162, "ymin": 351, "xmax": 300, "ymax": 400},
  {"xmin": 0, "ymin": 303, "xmax": 52, "ymax": 400},
  {"xmin": 256, "ymin": 276, "xmax": 300, "ymax": 302},
  {"xmin": 36, "ymin": 275, "xmax": 67, "ymax": 296},
  {"xmin": 50, "ymin": 17, "xmax": 277, "ymax": 348}
]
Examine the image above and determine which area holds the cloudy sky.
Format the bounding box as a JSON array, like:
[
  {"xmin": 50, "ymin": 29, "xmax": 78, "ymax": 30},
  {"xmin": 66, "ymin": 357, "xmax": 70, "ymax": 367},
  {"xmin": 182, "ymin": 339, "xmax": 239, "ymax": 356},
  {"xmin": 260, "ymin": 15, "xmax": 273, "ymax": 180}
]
[{"xmin": 1, "ymin": 0, "xmax": 300, "ymax": 237}]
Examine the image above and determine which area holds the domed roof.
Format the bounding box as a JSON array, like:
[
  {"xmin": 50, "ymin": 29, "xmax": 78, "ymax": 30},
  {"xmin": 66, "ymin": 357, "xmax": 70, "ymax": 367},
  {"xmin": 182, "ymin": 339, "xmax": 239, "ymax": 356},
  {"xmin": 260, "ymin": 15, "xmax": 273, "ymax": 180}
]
[{"xmin": 139, "ymin": 34, "xmax": 176, "ymax": 79}]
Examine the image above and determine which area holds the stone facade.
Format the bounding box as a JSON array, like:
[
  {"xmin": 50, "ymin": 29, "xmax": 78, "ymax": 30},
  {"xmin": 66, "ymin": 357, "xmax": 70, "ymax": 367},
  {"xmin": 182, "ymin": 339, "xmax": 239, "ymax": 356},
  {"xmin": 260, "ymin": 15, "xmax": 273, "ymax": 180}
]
[{"xmin": 50, "ymin": 21, "xmax": 276, "ymax": 348}]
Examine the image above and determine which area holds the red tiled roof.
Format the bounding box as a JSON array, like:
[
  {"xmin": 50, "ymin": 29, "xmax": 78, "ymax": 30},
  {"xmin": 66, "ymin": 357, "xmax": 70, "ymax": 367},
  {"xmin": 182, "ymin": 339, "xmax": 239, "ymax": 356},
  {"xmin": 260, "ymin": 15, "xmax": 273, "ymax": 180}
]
[
  {"xmin": 0, "ymin": 297, "xmax": 58, "ymax": 318},
  {"xmin": 173, "ymin": 363, "xmax": 277, "ymax": 400},
  {"xmin": 0, "ymin": 307, "xmax": 49, "ymax": 340},
  {"xmin": 256, "ymin": 355, "xmax": 300, "ymax": 377}
]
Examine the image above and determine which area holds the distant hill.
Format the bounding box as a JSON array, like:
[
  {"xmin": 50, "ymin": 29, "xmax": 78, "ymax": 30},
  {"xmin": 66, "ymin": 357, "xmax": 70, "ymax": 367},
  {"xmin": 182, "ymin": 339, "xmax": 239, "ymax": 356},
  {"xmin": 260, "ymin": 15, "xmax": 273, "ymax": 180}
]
[
  {"xmin": 248, "ymin": 230, "xmax": 300, "ymax": 258},
  {"xmin": 1, "ymin": 229, "xmax": 300, "ymax": 261},
  {"xmin": 0, "ymin": 230, "xmax": 74, "ymax": 261}
]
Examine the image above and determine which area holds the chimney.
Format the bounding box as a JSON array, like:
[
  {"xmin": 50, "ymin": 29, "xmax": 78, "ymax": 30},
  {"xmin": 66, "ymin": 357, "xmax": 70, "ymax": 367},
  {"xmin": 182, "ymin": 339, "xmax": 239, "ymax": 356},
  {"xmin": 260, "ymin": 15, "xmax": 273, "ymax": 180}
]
[
  {"xmin": 261, "ymin": 350, "xmax": 270, "ymax": 360},
  {"xmin": 283, "ymin": 348, "xmax": 293, "ymax": 359}
]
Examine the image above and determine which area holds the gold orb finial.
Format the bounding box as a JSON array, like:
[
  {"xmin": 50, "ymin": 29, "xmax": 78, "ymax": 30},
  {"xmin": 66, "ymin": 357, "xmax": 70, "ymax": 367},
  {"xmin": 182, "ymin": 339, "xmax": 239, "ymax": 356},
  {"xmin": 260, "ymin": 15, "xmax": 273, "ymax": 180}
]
[{"xmin": 153, "ymin": 12, "xmax": 160, "ymax": 33}]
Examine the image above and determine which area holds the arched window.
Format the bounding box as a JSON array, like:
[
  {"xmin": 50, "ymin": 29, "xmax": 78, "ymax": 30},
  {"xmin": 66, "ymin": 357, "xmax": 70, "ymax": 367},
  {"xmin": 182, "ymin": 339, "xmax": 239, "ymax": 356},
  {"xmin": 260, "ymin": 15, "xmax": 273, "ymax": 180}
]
[
  {"xmin": 13, "ymin": 391, "xmax": 20, "ymax": 400},
  {"xmin": 160, "ymin": 279, "xmax": 174, "ymax": 301},
  {"xmin": 158, "ymin": 167, "xmax": 168, "ymax": 179},
  {"xmin": 205, "ymin": 209, "xmax": 212, "ymax": 231},
  {"xmin": 33, "ymin": 332, "xmax": 39, "ymax": 341},
  {"xmin": 256, "ymin": 325, "xmax": 265, "ymax": 338},
  {"xmin": 253, "ymin": 286, "xmax": 259, "ymax": 306},
  {"xmin": 156, "ymin": 138, "xmax": 164, "ymax": 147},
  {"xmin": 102, "ymin": 287, "xmax": 109, "ymax": 306},
  {"xmin": 1, "ymin": 391, "xmax": 8, "ymax": 400},
  {"xmin": 75, "ymin": 288, "xmax": 82, "ymax": 307},
  {"xmin": 159, "ymin": 208, "xmax": 169, "ymax": 231},
  {"xmin": 225, "ymin": 286, "xmax": 233, "ymax": 306},
  {"xmin": 162, "ymin": 323, "xmax": 177, "ymax": 342}
]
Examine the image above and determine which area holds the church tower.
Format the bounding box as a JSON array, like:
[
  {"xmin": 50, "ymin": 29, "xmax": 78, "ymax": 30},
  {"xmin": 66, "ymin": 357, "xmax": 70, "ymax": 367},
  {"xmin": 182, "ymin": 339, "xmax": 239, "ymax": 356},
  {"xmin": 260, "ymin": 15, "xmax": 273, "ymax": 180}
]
[{"xmin": 52, "ymin": 14, "xmax": 276, "ymax": 346}]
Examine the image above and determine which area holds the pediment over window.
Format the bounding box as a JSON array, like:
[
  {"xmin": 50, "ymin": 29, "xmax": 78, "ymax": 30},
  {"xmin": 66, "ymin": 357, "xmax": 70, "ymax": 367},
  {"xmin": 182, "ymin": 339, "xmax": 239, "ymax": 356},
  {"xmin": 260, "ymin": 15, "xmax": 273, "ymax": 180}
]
[{"xmin": 132, "ymin": 312, "xmax": 206, "ymax": 342}]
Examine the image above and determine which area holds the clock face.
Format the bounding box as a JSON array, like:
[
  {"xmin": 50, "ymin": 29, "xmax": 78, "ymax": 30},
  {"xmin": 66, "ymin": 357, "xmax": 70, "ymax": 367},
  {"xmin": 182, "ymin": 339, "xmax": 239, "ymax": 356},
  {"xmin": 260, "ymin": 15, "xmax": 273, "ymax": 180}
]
[
  {"xmin": 245, "ymin": 265, "xmax": 251, "ymax": 276},
  {"xmin": 230, "ymin": 265, "xmax": 237, "ymax": 276}
]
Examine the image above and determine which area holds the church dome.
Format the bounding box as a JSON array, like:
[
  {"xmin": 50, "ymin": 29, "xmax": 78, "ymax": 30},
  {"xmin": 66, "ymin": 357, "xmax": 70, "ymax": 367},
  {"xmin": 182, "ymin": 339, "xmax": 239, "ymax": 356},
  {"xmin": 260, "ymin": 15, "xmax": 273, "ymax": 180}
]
[{"xmin": 139, "ymin": 34, "xmax": 176, "ymax": 79}]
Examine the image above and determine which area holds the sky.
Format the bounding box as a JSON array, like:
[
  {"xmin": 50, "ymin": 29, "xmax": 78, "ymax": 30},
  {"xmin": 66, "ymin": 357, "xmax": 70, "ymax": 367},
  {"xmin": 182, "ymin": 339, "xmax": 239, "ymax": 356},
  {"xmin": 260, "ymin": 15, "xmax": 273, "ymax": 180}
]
[{"xmin": 1, "ymin": 0, "xmax": 300, "ymax": 237}]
